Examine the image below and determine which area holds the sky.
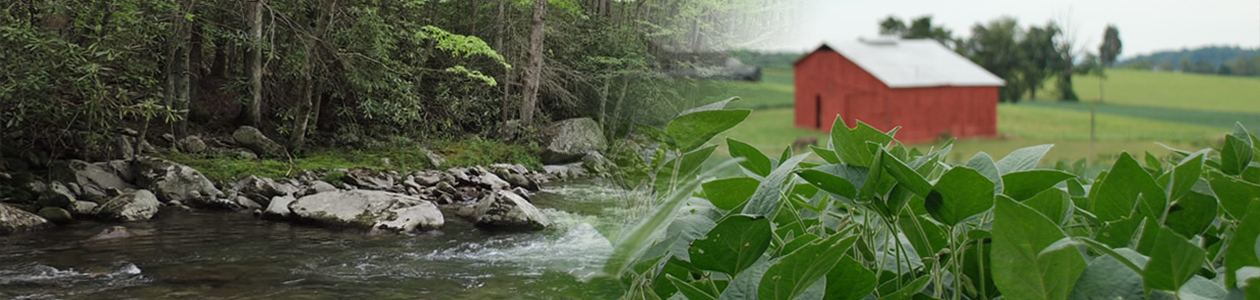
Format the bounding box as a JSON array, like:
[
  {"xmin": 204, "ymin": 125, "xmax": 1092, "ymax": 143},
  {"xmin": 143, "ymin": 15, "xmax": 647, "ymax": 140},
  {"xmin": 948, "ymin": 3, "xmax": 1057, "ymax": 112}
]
[{"xmin": 767, "ymin": 0, "xmax": 1260, "ymax": 59}]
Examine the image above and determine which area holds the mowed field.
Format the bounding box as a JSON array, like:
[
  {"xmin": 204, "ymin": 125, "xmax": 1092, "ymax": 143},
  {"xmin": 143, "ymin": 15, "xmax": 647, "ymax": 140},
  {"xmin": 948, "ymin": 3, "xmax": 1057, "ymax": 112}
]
[{"xmin": 696, "ymin": 67, "xmax": 1259, "ymax": 166}]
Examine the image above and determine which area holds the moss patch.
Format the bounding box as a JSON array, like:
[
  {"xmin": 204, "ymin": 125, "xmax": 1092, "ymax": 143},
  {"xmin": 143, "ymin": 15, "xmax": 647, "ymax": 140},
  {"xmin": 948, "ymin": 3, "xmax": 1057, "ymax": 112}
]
[{"xmin": 162, "ymin": 138, "xmax": 541, "ymax": 182}]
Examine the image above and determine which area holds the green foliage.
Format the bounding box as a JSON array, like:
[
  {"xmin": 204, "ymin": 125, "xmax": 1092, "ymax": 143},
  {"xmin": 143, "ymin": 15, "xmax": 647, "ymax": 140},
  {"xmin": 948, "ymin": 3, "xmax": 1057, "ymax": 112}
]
[
  {"xmin": 606, "ymin": 100, "xmax": 1260, "ymax": 300},
  {"xmin": 162, "ymin": 138, "xmax": 538, "ymax": 182}
]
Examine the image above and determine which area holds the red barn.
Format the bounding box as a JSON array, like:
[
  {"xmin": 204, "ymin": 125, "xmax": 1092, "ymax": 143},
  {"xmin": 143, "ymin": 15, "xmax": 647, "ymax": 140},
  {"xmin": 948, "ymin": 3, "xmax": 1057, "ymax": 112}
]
[{"xmin": 794, "ymin": 38, "xmax": 1004, "ymax": 143}]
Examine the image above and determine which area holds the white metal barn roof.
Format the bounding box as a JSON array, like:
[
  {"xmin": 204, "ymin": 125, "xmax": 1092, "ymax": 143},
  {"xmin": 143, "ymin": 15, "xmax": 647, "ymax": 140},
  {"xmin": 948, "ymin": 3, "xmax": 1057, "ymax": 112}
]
[{"xmin": 819, "ymin": 38, "xmax": 1006, "ymax": 88}]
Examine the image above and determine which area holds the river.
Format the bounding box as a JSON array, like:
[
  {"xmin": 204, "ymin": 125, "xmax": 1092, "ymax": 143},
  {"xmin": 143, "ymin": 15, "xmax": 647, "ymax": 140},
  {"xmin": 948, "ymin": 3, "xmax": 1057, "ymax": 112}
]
[{"xmin": 0, "ymin": 184, "xmax": 634, "ymax": 299}]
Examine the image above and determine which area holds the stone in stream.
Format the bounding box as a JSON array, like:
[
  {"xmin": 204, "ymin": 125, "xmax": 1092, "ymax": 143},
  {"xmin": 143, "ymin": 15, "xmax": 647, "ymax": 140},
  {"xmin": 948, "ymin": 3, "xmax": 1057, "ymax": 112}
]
[
  {"xmin": 472, "ymin": 190, "xmax": 551, "ymax": 231},
  {"xmin": 93, "ymin": 189, "xmax": 161, "ymax": 222},
  {"xmin": 262, "ymin": 195, "xmax": 297, "ymax": 220},
  {"xmin": 0, "ymin": 203, "xmax": 51, "ymax": 234},
  {"xmin": 540, "ymin": 118, "xmax": 607, "ymax": 165},
  {"xmin": 132, "ymin": 157, "xmax": 224, "ymax": 203},
  {"xmin": 502, "ymin": 173, "xmax": 538, "ymax": 191},
  {"xmin": 37, "ymin": 207, "xmax": 73, "ymax": 224},
  {"xmin": 70, "ymin": 201, "xmax": 99, "ymax": 216},
  {"xmin": 87, "ymin": 225, "xmax": 137, "ymax": 241},
  {"xmin": 50, "ymin": 160, "xmax": 135, "ymax": 203},
  {"xmin": 235, "ymin": 175, "xmax": 299, "ymax": 206},
  {"xmin": 287, "ymin": 190, "xmax": 443, "ymax": 232}
]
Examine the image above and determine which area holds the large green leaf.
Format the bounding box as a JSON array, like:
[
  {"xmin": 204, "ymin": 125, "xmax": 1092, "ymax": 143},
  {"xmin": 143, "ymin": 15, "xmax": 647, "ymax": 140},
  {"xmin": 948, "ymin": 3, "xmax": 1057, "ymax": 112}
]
[
  {"xmin": 797, "ymin": 169, "xmax": 859, "ymax": 200},
  {"xmin": 992, "ymin": 195, "xmax": 1087, "ymax": 300},
  {"xmin": 881, "ymin": 276, "xmax": 932, "ymax": 300},
  {"xmin": 604, "ymin": 160, "xmax": 740, "ymax": 278},
  {"xmin": 668, "ymin": 109, "xmax": 751, "ymax": 152},
  {"xmin": 1167, "ymin": 153, "xmax": 1206, "ymax": 202},
  {"xmin": 655, "ymin": 145, "xmax": 719, "ymax": 190},
  {"xmin": 924, "ymin": 166, "xmax": 996, "ymax": 226},
  {"xmin": 881, "ymin": 149, "xmax": 932, "ymax": 197},
  {"xmin": 667, "ymin": 274, "xmax": 718, "ymax": 300},
  {"xmin": 1095, "ymin": 211, "xmax": 1144, "ymax": 249},
  {"xmin": 995, "ymin": 144, "xmax": 1054, "ymax": 175},
  {"xmin": 1024, "ymin": 188, "xmax": 1073, "ymax": 225},
  {"xmin": 703, "ymin": 177, "xmax": 761, "ymax": 211},
  {"xmin": 1164, "ymin": 192, "xmax": 1218, "ymax": 237},
  {"xmin": 742, "ymin": 154, "xmax": 810, "ymax": 218},
  {"xmin": 1144, "ymin": 226, "xmax": 1207, "ymax": 293},
  {"xmin": 824, "ymin": 256, "xmax": 876, "ymax": 300},
  {"xmin": 728, "ymin": 138, "xmax": 773, "ymax": 177},
  {"xmin": 1002, "ymin": 170, "xmax": 1076, "ymax": 201},
  {"xmin": 966, "ymin": 152, "xmax": 1004, "ymax": 194},
  {"xmin": 811, "ymin": 145, "xmax": 841, "ymax": 164},
  {"xmin": 899, "ymin": 209, "xmax": 949, "ymax": 260},
  {"xmin": 829, "ymin": 116, "xmax": 892, "ymax": 168},
  {"xmin": 1222, "ymin": 123, "xmax": 1255, "ymax": 176},
  {"xmin": 758, "ymin": 234, "xmax": 858, "ymax": 300},
  {"xmin": 718, "ymin": 256, "xmax": 779, "ymax": 300},
  {"xmin": 1207, "ymin": 170, "xmax": 1260, "ymax": 220},
  {"xmin": 1089, "ymin": 152, "xmax": 1166, "ymax": 222},
  {"xmin": 1068, "ymin": 248, "xmax": 1148, "ymax": 300},
  {"xmin": 1227, "ymin": 200, "xmax": 1260, "ymax": 288},
  {"xmin": 690, "ymin": 215, "xmax": 774, "ymax": 276}
]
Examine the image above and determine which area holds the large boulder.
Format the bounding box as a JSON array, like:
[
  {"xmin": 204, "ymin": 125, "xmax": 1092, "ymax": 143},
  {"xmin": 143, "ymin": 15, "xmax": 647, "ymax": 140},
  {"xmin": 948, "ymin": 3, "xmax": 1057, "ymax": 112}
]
[
  {"xmin": 232, "ymin": 126, "xmax": 286, "ymax": 158},
  {"xmin": 133, "ymin": 157, "xmax": 224, "ymax": 203},
  {"xmin": 288, "ymin": 190, "xmax": 443, "ymax": 232},
  {"xmin": 262, "ymin": 195, "xmax": 297, "ymax": 220},
  {"xmin": 50, "ymin": 160, "xmax": 135, "ymax": 202},
  {"xmin": 234, "ymin": 175, "xmax": 299, "ymax": 206},
  {"xmin": 39, "ymin": 182, "xmax": 77, "ymax": 209},
  {"xmin": 341, "ymin": 169, "xmax": 394, "ymax": 191},
  {"xmin": 473, "ymin": 190, "xmax": 551, "ymax": 231},
  {"xmin": 37, "ymin": 207, "xmax": 73, "ymax": 224},
  {"xmin": 70, "ymin": 201, "xmax": 99, "ymax": 216},
  {"xmin": 92, "ymin": 189, "xmax": 161, "ymax": 222},
  {"xmin": 540, "ymin": 118, "xmax": 607, "ymax": 164},
  {"xmin": 177, "ymin": 135, "xmax": 208, "ymax": 153},
  {"xmin": 0, "ymin": 203, "xmax": 51, "ymax": 234}
]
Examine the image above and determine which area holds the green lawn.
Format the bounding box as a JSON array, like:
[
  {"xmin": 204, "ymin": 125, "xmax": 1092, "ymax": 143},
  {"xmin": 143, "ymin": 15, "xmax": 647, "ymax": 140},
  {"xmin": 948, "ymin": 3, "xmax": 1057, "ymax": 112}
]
[
  {"xmin": 678, "ymin": 67, "xmax": 796, "ymax": 110},
  {"xmin": 696, "ymin": 67, "xmax": 1251, "ymax": 166},
  {"xmin": 1066, "ymin": 69, "xmax": 1260, "ymax": 113},
  {"xmin": 1016, "ymin": 101, "xmax": 1260, "ymax": 130},
  {"xmin": 714, "ymin": 107, "xmax": 1214, "ymax": 166}
]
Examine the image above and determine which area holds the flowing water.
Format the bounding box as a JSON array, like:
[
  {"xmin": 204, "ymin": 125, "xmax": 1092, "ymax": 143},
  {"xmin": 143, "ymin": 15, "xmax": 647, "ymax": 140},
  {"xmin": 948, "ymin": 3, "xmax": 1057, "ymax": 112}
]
[{"xmin": 0, "ymin": 183, "xmax": 639, "ymax": 299}]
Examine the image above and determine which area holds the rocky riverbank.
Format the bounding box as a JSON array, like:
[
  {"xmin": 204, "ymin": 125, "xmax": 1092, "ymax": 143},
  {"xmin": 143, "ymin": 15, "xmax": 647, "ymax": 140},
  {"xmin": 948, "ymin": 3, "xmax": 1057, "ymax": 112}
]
[
  {"xmin": 0, "ymin": 118, "xmax": 616, "ymax": 236},
  {"xmin": 1, "ymin": 157, "xmax": 592, "ymax": 235}
]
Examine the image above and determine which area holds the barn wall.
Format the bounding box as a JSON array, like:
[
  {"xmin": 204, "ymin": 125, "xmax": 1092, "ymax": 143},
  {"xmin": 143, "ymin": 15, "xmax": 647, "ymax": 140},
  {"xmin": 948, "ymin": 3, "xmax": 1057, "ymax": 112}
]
[
  {"xmin": 888, "ymin": 86, "xmax": 999, "ymax": 143},
  {"xmin": 794, "ymin": 48, "xmax": 889, "ymax": 133},
  {"xmin": 794, "ymin": 47, "xmax": 1000, "ymax": 144}
]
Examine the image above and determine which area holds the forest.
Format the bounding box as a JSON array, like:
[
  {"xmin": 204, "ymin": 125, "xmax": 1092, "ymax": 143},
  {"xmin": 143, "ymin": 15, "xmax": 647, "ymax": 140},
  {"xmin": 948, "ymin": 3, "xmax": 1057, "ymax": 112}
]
[{"xmin": 0, "ymin": 0, "xmax": 792, "ymax": 163}]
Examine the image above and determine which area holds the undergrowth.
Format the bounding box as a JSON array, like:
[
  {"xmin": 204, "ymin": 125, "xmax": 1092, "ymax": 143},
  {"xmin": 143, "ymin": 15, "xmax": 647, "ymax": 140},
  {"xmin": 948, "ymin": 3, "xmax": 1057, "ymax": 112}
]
[{"xmin": 162, "ymin": 138, "xmax": 541, "ymax": 182}]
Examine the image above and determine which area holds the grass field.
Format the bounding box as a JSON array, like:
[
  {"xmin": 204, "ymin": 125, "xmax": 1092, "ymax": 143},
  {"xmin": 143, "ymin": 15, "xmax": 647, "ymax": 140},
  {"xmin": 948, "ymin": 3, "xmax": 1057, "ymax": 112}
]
[
  {"xmin": 695, "ymin": 67, "xmax": 1253, "ymax": 166},
  {"xmin": 1067, "ymin": 69, "xmax": 1260, "ymax": 113}
]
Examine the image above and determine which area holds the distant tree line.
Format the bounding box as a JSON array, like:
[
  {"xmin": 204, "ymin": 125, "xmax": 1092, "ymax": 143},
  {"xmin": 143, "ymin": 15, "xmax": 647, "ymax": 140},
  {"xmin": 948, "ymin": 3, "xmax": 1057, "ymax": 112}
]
[
  {"xmin": 879, "ymin": 15, "xmax": 1118, "ymax": 102},
  {"xmin": 1121, "ymin": 46, "xmax": 1260, "ymax": 76}
]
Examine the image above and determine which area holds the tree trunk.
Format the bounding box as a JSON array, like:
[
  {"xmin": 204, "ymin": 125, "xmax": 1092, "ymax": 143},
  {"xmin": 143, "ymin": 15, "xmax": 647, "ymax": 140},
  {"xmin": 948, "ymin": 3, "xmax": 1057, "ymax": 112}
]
[
  {"xmin": 290, "ymin": 0, "xmax": 332, "ymax": 152},
  {"xmin": 174, "ymin": 30, "xmax": 191, "ymax": 138},
  {"xmin": 520, "ymin": 0, "xmax": 546, "ymax": 127},
  {"xmin": 244, "ymin": 0, "xmax": 264, "ymax": 127},
  {"xmin": 210, "ymin": 37, "xmax": 228, "ymax": 78}
]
